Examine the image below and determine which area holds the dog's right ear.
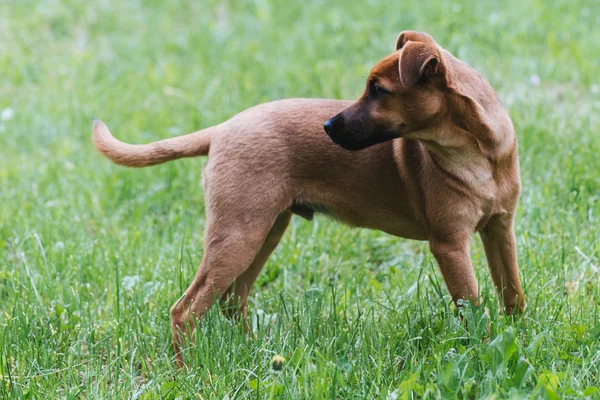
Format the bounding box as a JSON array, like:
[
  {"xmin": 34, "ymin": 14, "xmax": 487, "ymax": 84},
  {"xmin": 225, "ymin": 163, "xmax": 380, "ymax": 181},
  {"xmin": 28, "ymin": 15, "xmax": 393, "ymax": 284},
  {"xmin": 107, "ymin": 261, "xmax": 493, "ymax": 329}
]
[
  {"xmin": 398, "ymin": 41, "xmax": 441, "ymax": 87},
  {"xmin": 395, "ymin": 30, "xmax": 437, "ymax": 51}
]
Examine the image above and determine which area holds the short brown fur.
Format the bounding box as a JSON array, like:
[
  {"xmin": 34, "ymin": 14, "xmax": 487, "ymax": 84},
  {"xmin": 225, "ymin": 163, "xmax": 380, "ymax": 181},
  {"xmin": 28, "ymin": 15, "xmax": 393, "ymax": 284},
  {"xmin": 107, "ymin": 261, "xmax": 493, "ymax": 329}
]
[{"xmin": 92, "ymin": 31, "xmax": 524, "ymax": 367}]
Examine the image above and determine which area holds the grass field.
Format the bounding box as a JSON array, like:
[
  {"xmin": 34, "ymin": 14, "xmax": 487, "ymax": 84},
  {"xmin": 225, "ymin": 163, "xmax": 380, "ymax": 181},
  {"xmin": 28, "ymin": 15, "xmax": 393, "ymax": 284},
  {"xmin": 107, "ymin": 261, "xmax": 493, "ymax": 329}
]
[{"xmin": 1, "ymin": 0, "xmax": 600, "ymax": 398}]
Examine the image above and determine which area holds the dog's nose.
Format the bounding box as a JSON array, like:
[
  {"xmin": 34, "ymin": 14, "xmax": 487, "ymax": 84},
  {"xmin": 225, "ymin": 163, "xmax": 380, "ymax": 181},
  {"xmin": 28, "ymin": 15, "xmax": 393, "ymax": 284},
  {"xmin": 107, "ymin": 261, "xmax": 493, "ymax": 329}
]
[{"xmin": 323, "ymin": 119, "xmax": 333, "ymax": 135}]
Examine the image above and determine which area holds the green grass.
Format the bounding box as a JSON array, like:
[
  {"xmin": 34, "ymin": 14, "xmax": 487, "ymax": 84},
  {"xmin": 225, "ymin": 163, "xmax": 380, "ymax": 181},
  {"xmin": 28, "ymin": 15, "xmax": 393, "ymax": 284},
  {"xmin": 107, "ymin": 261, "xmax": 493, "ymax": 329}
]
[{"xmin": 1, "ymin": 0, "xmax": 599, "ymax": 398}]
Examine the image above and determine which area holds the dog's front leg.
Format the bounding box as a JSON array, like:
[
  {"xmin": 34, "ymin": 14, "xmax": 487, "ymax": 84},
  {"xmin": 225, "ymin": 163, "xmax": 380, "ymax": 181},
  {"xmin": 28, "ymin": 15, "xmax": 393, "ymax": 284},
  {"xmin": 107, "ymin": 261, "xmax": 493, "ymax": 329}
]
[
  {"xmin": 479, "ymin": 214, "xmax": 525, "ymax": 315},
  {"xmin": 429, "ymin": 235, "xmax": 480, "ymax": 307}
]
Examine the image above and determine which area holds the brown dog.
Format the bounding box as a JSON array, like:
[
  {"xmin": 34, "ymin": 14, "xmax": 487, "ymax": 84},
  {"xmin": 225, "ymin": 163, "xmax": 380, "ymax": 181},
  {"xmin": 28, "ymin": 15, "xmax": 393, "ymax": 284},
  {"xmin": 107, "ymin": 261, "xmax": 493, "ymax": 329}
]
[{"xmin": 92, "ymin": 31, "xmax": 524, "ymax": 366}]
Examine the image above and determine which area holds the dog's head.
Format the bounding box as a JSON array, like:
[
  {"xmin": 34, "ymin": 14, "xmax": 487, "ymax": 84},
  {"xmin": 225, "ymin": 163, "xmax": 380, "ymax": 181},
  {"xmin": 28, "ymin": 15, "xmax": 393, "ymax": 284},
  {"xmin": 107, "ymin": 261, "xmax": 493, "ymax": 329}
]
[
  {"xmin": 325, "ymin": 31, "xmax": 448, "ymax": 150},
  {"xmin": 325, "ymin": 31, "xmax": 491, "ymax": 151}
]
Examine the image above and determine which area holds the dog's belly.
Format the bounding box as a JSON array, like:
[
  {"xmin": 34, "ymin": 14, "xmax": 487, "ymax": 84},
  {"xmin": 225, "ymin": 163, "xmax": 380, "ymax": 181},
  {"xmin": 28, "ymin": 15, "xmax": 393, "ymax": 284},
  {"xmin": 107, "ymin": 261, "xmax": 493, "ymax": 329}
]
[
  {"xmin": 290, "ymin": 199, "xmax": 427, "ymax": 240},
  {"xmin": 334, "ymin": 207, "xmax": 427, "ymax": 239}
]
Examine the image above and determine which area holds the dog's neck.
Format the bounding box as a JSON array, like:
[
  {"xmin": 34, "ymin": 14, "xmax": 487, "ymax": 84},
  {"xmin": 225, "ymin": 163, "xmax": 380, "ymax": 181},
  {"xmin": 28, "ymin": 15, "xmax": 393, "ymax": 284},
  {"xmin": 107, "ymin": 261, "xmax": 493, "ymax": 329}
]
[
  {"xmin": 423, "ymin": 140, "xmax": 493, "ymax": 187},
  {"xmin": 411, "ymin": 126, "xmax": 496, "ymax": 189}
]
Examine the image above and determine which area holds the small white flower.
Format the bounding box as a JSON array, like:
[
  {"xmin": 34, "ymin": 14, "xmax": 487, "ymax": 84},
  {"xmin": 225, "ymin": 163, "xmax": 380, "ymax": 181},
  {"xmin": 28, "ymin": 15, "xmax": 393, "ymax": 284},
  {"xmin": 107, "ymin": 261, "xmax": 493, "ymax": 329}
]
[
  {"xmin": 1, "ymin": 108, "xmax": 14, "ymax": 121},
  {"xmin": 444, "ymin": 347, "xmax": 457, "ymax": 360},
  {"xmin": 530, "ymin": 75, "xmax": 541, "ymax": 85},
  {"xmin": 122, "ymin": 275, "xmax": 140, "ymax": 291}
]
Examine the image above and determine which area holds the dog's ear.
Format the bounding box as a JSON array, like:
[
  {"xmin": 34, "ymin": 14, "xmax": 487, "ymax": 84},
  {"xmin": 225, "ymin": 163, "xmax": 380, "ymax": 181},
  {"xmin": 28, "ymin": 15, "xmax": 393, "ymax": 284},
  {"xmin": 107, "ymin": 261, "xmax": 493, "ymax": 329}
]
[
  {"xmin": 398, "ymin": 41, "xmax": 440, "ymax": 87},
  {"xmin": 395, "ymin": 30, "xmax": 437, "ymax": 51}
]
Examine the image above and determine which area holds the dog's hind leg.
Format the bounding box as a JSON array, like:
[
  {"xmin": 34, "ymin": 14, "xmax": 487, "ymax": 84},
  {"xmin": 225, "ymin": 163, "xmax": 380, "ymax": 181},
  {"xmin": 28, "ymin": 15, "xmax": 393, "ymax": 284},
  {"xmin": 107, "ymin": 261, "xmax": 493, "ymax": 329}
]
[
  {"xmin": 170, "ymin": 213, "xmax": 282, "ymax": 367},
  {"xmin": 169, "ymin": 163, "xmax": 290, "ymax": 367},
  {"xmin": 219, "ymin": 210, "xmax": 292, "ymax": 324}
]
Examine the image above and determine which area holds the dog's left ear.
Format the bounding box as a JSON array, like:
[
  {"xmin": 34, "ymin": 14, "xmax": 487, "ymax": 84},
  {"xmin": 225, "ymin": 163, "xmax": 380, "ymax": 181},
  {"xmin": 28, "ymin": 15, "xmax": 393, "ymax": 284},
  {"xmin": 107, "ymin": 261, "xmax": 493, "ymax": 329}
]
[{"xmin": 398, "ymin": 41, "xmax": 441, "ymax": 87}]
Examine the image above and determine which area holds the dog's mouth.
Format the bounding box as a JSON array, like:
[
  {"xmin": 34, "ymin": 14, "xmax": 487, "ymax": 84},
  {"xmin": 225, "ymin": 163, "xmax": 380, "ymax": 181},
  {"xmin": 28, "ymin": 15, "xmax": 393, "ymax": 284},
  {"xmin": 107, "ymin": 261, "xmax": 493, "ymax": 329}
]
[
  {"xmin": 325, "ymin": 123, "xmax": 402, "ymax": 151},
  {"xmin": 326, "ymin": 130, "xmax": 366, "ymax": 151}
]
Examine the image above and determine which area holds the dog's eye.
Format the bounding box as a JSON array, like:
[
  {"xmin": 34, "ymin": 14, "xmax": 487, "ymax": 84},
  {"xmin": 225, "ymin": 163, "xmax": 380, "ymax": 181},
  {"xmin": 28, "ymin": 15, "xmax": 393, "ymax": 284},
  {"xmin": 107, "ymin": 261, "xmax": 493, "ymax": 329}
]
[{"xmin": 371, "ymin": 82, "xmax": 387, "ymax": 98}]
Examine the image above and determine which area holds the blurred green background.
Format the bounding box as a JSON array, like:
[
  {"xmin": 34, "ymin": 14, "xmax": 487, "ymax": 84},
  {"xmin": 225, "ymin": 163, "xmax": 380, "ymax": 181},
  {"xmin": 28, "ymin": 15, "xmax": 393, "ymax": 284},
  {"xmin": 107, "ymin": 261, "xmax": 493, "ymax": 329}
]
[{"xmin": 1, "ymin": 0, "xmax": 599, "ymax": 398}]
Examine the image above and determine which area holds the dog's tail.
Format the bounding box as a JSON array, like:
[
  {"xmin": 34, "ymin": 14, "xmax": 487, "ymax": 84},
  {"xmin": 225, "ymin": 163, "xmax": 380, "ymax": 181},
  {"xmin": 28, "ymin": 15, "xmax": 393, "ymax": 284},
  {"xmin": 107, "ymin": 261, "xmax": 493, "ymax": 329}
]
[{"xmin": 91, "ymin": 119, "xmax": 217, "ymax": 167}]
